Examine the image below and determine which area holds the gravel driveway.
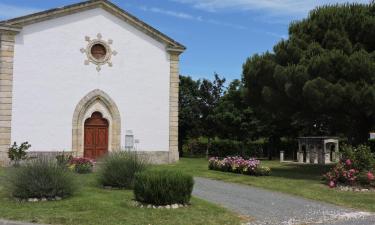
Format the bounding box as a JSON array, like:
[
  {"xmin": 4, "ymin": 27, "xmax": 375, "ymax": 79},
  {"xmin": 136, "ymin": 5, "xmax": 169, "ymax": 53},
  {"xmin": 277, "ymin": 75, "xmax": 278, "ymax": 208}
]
[{"xmin": 193, "ymin": 177, "xmax": 375, "ymax": 225}]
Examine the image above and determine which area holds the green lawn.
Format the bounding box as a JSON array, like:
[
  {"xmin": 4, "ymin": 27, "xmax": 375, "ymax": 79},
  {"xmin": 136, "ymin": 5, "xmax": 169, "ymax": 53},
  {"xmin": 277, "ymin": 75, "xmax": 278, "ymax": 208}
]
[
  {"xmin": 0, "ymin": 168, "xmax": 242, "ymax": 225},
  {"xmin": 157, "ymin": 158, "xmax": 375, "ymax": 212}
]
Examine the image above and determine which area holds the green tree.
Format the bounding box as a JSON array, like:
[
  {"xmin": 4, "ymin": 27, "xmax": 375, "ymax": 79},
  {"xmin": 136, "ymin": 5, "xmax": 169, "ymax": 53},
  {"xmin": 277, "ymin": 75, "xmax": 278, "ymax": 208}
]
[
  {"xmin": 212, "ymin": 79, "xmax": 260, "ymax": 142},
  {"xmin": 243, "ymin": 2, "xmax": 375, "ymax": 145},
  {"xmin": 179, "ymin": 75, "xmax": 201, "ymax": 155},
  {"xmin": 198, "ymin": 74, "xmax": 226, "ymax": 156}
]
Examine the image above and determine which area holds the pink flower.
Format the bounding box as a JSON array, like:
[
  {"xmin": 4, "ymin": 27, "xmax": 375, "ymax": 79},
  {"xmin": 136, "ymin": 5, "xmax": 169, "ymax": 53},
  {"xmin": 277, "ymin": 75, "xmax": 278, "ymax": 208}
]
[
  {"xmin": 329, "ymin": 180, "xmax": 336, "ymax": 188},
  {"xmin": 345, "ymin": 159, "xmax": 352, "ymax": 166},
  {"xmin": 367, "ymin": 172, "xmax": 375, "ymax": 181}
]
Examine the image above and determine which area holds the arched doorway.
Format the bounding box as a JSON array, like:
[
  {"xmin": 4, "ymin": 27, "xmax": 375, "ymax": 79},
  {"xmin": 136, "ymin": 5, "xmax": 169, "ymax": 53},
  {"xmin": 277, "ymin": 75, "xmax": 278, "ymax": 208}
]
[
  {"xmin": 84, "ymin": 112, "xmax": 109, "ymax": 159},
  {"xmin": 72, "ymin": 89, "xmax": 121, "ymax": 156}
]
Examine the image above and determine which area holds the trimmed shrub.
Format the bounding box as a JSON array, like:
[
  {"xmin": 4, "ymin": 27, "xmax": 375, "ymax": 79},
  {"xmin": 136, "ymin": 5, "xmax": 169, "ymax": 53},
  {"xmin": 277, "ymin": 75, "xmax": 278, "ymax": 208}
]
[
  {"xmin": 69, "ymin": 157, "xmax": 94, "ymax": 174},
  {"xmin": 6, "ymin": 157, "xmax": 76, "ymax": 199},
  {"xmin": 134, "ymin": 170, "xmax": 194, "ymax": 205},
  {"xmin": 98, "ymin": 151, "xmax": 148, "ymax": 189}
]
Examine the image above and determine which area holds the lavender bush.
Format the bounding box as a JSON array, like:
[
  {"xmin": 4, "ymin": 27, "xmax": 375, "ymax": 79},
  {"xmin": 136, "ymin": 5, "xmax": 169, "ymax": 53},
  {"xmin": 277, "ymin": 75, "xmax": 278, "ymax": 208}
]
[{"xmin": 208, "ymin": 156, "xmax": 270, "ymax": 176}]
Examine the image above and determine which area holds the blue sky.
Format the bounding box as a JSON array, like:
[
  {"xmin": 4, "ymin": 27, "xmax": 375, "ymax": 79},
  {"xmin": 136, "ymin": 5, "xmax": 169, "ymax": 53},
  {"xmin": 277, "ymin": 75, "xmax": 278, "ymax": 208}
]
[{"xmin": 0, "ymin": 0, "xmax": 370, "ymax": 80}]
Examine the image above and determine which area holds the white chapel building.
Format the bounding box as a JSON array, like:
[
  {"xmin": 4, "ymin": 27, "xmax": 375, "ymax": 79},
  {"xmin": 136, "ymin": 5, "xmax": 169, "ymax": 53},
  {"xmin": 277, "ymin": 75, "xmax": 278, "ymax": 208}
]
[{"xmin": 0, "ymin": 0, "xmax": 185, "ymax": 165}]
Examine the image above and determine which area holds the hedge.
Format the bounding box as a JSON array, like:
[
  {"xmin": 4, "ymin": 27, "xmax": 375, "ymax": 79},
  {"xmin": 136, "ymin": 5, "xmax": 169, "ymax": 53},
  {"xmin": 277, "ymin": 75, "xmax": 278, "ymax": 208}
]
[{"xmin": 134, "ymin": 170, "xmax": 194, "ymax": 205}]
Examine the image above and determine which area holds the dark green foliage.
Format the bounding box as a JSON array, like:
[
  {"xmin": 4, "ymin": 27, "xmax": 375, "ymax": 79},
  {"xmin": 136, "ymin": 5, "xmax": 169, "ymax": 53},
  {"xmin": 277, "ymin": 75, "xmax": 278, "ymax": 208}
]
[
  {"xmin": 184, "ymin": 138, "xmax": 297, "ymax": 159},
  {"xmin": 134, "ymin": 170, "xmax": 194, "ymax": 205},
  {"xmin": 183, "ymin": 138, "xmax": 208, "ymax": 157},
  {"xmin": 209, "ymin": 139, "xmax": 246, "ymax": 157},
  {"xmin": 8, "ymin": 142, "xmax": 31, "ymax": 166},
  {"xmin": 6, "ymin": 157, "xmax": 76, "ymax": 199},
  {"xmin": 341, "ymin": 145, "xmax": 375, "ymax": 171},
  {"xmin": 179, "ymin": 76, "xmax": 202, "ymax": 153},
  {"xmin": 179, "ymin": 74, "xmax": 229, "ymax": 156},
  {"xmin": 98, "ymin": 151, "xmax": 148, "ymax": 189},
  {"xmin": 243, "ymin": 3, "xmax": 375, "ymax": 145},
  {"xmin": 368, "ymin": 139, "xmax": 375, "ymax": 152},
  {"xmin": 184, "ymin": 138, "xmax": 264, "ymax": 158}
]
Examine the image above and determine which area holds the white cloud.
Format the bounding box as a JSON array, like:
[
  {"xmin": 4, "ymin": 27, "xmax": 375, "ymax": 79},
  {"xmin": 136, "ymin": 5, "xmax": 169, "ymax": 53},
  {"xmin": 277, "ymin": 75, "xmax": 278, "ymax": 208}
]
[
  {"xmin": 171, "ymin": 0, "xmax": 370, "ymax": 16},
  {"xmin": 0, "ymin": 3, "xmax": 40, "ymax": 20},
  {"xmin": 140, "ymin": 6, "xmax": 196, "ymax": 20},
  {"xmin": 140, "ymin": 6, "xmax": 247, "ymax": 29}
]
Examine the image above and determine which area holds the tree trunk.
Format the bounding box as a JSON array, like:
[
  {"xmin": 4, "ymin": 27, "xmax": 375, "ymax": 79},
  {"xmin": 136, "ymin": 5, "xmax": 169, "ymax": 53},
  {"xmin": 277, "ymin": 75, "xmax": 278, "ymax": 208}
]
[{"xmin": 206, "ymin": 137, "xmax": 211, "ymax": 159}]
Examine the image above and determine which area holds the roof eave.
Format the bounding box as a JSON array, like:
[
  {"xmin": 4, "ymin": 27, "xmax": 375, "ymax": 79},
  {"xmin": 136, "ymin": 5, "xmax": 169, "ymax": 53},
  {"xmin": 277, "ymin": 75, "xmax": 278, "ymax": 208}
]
[{"xmin": 0, "ymin": 0, "xmax": 186, "ymax": 50}]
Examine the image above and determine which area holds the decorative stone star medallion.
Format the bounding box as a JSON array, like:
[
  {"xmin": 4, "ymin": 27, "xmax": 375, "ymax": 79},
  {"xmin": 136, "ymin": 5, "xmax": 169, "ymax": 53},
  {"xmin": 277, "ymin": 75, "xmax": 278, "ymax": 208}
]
[{"xmin": 80, "ymin": 33, "xmax": 117, "ymax": 71}]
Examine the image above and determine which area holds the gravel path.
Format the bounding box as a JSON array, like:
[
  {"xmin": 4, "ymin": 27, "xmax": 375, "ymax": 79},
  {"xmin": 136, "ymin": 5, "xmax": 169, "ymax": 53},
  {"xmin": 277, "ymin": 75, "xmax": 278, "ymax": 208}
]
[
  {"xmin": 0, "ymin": 220, "xmax": 45, "ymax": 225},
  {"xmin": 193, "ymin": 177, "xmax": 375, "ymax": 225}
]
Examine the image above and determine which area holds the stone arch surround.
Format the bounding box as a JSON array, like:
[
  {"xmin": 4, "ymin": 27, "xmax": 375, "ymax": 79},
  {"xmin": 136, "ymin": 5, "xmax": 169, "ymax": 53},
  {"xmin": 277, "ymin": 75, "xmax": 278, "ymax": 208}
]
[{"xmin": 72, "ymin": 89, "xmax": 121, "ymax": 156}]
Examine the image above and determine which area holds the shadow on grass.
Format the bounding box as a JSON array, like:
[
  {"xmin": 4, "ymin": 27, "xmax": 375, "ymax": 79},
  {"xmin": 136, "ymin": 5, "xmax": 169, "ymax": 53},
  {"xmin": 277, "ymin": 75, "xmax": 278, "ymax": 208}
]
[{"xmin": 267, "ymin": 163, "xmax": 334, "ymax": 181}]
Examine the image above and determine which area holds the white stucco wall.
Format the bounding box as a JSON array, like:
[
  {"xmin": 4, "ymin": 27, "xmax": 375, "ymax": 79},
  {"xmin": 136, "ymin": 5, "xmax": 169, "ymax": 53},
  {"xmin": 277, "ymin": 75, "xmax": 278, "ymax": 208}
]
[{"xmin": 11, "ymin": 8, "xmax": 171, "ymax": 152}]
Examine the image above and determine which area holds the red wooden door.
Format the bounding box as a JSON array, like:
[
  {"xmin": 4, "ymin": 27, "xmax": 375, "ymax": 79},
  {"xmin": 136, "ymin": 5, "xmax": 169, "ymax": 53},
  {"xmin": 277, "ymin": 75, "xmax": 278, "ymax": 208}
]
[{"xmin": 84, "ymin": 112, "xmax": 109, "ymax": 159}]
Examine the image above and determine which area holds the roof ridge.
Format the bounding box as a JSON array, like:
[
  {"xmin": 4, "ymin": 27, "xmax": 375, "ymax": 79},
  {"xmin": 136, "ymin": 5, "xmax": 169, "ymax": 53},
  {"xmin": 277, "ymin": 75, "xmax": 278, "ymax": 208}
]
[{"xmin": 0, "ymin": 0, "xmax": 185, "ymax": 50}]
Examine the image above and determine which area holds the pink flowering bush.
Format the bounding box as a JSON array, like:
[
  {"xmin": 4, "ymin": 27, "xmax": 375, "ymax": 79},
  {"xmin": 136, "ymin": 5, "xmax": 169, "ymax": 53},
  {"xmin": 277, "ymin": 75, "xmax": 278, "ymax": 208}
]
[
  {"xmin": 323, "ymin": 160, "xmax": 359, "ymax": 187},
  {"xmin": 69, "ymin": 157, "xmax": 95, "ymax": 174},
  {"xmin": 324, "ymin": 145, "xmax": 375, "ymax": 188},
  {"xmin": 208, "ymin": 156, "xmax": 270, "ymax": 176},
  {"xmin": 324, "ymin": 159, "xmax": 375, "ymax": 188}
]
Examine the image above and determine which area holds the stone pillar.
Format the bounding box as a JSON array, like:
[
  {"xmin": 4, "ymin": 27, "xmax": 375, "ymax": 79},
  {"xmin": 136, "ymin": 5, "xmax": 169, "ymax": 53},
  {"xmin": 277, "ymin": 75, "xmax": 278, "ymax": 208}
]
[
  {"xmin": 298, "ymin": 151, "xmax": 304, "ymax": 163},
  {"xmin": 335, "ymin": 142, "xmax": 339, "ymax": 162},
  {"xmin": 0, "ymin": 26, "xmax": 20, "ymax": 167},
  {"xmin": 306, "ymin": 151, "xmax": 310, "ymax": 164},
  {"xmin": 280, "ymin": 151, "xmax": 284, "ymax": 162},
  {"xmin": 167, "ymin": 49, "xmax": 183, "ymax": 163},
  {"xmin": 324, "ymin": 152, "xmax": 330, "ymax": 164},
  {"xmin": 314, "ymin": 152, "xmax": 318, "ymax": 164}
]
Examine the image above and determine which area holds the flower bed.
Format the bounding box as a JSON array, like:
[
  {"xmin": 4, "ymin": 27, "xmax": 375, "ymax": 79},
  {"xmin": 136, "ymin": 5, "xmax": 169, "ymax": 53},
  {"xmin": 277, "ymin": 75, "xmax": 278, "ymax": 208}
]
[
  {"xmin": 69, "ymin": 157, "xmax": 94, "ymax": 174},
  {"xmin": 208, "ymin": 156, "xmax": 271, "ymax": 176},
  {"xmin": 324, "ymin": 159, "xmax": 375, "ymax": 189}
]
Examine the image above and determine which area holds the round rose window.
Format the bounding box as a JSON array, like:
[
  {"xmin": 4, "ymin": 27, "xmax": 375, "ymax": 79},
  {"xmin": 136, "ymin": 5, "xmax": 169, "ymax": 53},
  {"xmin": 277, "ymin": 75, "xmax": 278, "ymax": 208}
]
[{"xmin": 91, "ymin": 44, "xmax": 107, "ymax": 60}]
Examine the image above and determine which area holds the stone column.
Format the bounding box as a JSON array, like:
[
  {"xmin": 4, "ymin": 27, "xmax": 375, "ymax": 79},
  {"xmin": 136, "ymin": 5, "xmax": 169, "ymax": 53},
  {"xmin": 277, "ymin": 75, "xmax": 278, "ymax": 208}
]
[
  {"xmin": 324, "ymin": 152, "xmax": 330, "ymax": 164},
  {"xmin": 314, "ymin": 152, "xmax": 318, "ymax": 164},
  {"xmin": 0, "ymin": 26, "xmax": 20, "ymax": 166},
  {"xmin": 280, "ymin": 151, "xmax": 284, "ymax": 162},
  {"xmin": 306, "ymin": 151, "xmax": 310, "ymax": 164},
  {"xmin": 167, "ymin": 49, "xmax": 183, "ymax": 163},
  {"xmin": 298, "ymin": 151, "xmax": 304, "ymax": 163}
]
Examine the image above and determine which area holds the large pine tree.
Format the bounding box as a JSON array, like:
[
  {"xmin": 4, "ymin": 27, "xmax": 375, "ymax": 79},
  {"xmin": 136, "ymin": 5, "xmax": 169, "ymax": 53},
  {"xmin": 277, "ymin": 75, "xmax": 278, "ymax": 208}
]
[{"xmin": 243, "ymin": 3, "xmax": 375, "ymax": 144}]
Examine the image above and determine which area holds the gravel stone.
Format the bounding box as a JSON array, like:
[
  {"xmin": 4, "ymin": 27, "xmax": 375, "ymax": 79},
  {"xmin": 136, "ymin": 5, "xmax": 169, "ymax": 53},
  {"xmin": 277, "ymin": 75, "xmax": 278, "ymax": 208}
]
[{"xmin": 193, "ymin": 177, "xmax": 375, "ymax": 225}]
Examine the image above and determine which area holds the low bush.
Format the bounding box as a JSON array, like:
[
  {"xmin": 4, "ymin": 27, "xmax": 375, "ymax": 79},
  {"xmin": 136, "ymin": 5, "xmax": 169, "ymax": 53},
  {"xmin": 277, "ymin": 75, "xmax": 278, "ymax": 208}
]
[
  {"xmin": 341, "ymin": 145, "xmax": 375, "ymax": 171},
  {"xmin": 134, "ymin": 170, "xmax": 194, "ymax": 205},
  {"xmin": 208, "ymin": 156, "xmax": 271, "ymax": 176},
  {"xmin": 324, "ymin": 144, "xmax": 375, "ymax": 188},
  {"xmin": 323, "ymin": 159, "xmax": 359, "ymax": 187},
  {"xmin": 254, "ymin": 166, "xmax": 272, "ymax": 176},
  {"xmin": 98, "ymin": 151, "xmax": 148, "ymax": 189},
  {"xmin": 6, "ymin": 157, "xmax": 76, "ymax": 199},
  {"xmin": 56, "ymin": 153, "xmax": 72, "ymax": 167},
  {"xmin": 69, "ymin": 157, "xmax": 94, "ymax": 174},
  {"xmin": 8, "ymin": 142, "xmax": 31, "ymax": 167}
]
